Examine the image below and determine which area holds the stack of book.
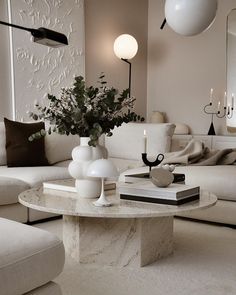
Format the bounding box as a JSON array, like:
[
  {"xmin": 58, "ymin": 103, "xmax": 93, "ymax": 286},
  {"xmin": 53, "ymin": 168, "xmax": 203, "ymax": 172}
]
[
  {"xmin": 43, "ymin": 179, "xmax": 116, "ymax": 196},
  {"xmin": 118, "ymin": 181, "xmax": 199, "ymax": 205},
  {"xmin": 124, "ymin": 172, "xmax": 185, "ymax": 184}
]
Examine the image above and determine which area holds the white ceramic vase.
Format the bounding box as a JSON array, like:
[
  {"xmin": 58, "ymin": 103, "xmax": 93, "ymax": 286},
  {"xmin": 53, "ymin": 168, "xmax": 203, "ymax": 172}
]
[
  {"xmin": 68, "ymin": 137, "xmax": 108, "ymax": 198},
  {"xmin": 150, "ymin": 111, "xmax": 164, "ymax": 123}
]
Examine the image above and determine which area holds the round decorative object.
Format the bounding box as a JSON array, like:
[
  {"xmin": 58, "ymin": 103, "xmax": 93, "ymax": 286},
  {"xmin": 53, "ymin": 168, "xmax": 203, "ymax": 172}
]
[
  {"xmin": 68, "ymin": 137, "xmax": 108, "ymax": 198},
  {"xmin": 113, "ymin": 34, "xmax": 138, "ymax": 60},
  {"xmin": 150, "ymin": 111, "xmax": 164, "ymax": 123},
  {"xmin": 162, "ymin": 164, "xmax": 175, "ymax": 172},
  {"xmin": 150, "ymin": 168, "xmax": 174, "ymax": 188},
  {"xmin": 165, "ymin": 0, "xmax": 218, "ymax": 36},
  {"xmin": 174, "ymin": 123, "xmax": 190, "ymax": 135}
]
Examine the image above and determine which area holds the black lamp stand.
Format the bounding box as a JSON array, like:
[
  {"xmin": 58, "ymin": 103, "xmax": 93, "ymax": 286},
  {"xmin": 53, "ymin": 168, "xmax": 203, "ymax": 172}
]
[{"xmin": 121, "ymin": 58, "xmax": 132, "ymax": 97}]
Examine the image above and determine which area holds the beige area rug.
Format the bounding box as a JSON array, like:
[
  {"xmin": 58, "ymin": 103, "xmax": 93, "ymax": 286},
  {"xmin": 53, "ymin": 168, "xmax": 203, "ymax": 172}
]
[{"xmin": 35, "ymin": 219, "xmax": 236, "ymax": 295}]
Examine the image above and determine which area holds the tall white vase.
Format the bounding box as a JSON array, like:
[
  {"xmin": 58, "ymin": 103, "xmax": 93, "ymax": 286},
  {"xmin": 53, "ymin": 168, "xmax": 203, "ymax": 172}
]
[{"xmin": 68, "ymin": 137, "xmax": 108, "ymax": 198}]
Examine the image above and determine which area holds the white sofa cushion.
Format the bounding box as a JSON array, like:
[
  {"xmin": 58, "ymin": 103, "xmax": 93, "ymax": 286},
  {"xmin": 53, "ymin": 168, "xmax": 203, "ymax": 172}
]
[
  {"xmin": 45, "ymin": 133, "xmax": 79, "ymax": 165},
  {"xmin": 174, "ymin": 165, "xmax": 236, "ymax": 202},
  {"xmin": 0, "ymin": 176, "xmax": 30, "ymax": 205},
  {"xmin": 105, "ymin": 123, "xmax": 175, "ymax": 161},
  {"xmin": 0, "ymin": 218, "xmax": 65, "ymax": 295},
  {"xmin": 0, "ymin": 165, "xmax": 70, "ymax": 187},
  {"xmin": 0, "ymin": 122, "xmax": 6, "ymax": 166}
]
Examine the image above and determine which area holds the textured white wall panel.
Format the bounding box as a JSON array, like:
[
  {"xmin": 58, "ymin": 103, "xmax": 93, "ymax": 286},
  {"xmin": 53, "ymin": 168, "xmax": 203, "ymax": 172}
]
[
  {"xmin": 0, "ymin": 0, "xmax": 12, "ymax": 121},
  {"xmin": 10, "ymin": 0, "xmax": 85, "ymax": 120}
]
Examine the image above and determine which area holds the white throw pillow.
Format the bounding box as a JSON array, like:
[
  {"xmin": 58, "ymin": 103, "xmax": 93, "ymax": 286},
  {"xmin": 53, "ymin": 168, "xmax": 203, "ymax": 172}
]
[
  {"xmin": 105, "ymin": 123, "xmax": 176, "ymax": 161},
  {"xmin": 45, "ymin": 133, "xmax": 79, "ymax": 165},
  {"xmin": 0, "ymin": 122, "xmax": 6, "ymax": 166}
]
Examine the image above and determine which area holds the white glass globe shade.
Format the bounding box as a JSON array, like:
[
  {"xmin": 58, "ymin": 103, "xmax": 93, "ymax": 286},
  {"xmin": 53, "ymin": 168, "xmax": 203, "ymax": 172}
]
[
  {"xmin": 87, "ymin": 159, "xmax": 118, "ymax": 178},
  {"xmin": 165, "ymin": 0, "xmax": 218, "ymax": 36},
  {"xmin": 113, "ymin": 34, "xmax": 138, "ymax": 60}
]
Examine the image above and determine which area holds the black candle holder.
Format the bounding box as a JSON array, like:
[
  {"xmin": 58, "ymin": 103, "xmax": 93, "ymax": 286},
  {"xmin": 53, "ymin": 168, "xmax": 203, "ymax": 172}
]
[
  {"xmin": 141, "ymin": 153, "xmax": 164, "ymax": 173},
  {"xmin": 203, "ymin": 101, "xmax": 234, "ymax": 135}
]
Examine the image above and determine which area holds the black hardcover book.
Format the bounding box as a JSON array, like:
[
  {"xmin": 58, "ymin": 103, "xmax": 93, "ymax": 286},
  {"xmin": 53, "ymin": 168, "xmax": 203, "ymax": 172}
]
[{"xmin": 120, "ymin": 193, "xmax": 199, "ymax": 205}]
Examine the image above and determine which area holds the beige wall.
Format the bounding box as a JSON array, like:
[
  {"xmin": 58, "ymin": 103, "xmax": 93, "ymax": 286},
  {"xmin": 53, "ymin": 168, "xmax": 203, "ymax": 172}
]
[
  {"xmin": 85, "ymin": 0, "xmax": 148, "ymax": 119},
  {"xmin": 147, "ymin": 0, "xmax": 236, "ymax": 135},
  {"xmin": 0, "ymin": 0, "xmax": 12, "ymax": 121},
  {"xmin": 227, "ymin": 9, "xmax": 236, "ymax": 129}
]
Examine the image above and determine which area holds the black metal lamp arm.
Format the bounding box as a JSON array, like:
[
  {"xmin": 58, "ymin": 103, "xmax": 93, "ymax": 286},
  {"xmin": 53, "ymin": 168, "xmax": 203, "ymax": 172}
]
[
  {"xmin": 121, "ymin": 58, "xmax": 132, "ymax": 98},
  {"xmin": 160, "ymin": 18, "xmax": 167, "ymax": 30},
  {"xmin": 0, "ymin": 20, "xmax": 68, "ymax": 47},
  {"xmin": 0, "ymin": 20, "xmax": 34, "ymax": 33}
]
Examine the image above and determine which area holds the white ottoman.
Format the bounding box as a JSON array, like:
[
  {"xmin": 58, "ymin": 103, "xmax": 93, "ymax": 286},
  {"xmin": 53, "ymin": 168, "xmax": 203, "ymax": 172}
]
[{"xmin": 0, "ymin": 218, "xmax": 65, "ymax": 295}]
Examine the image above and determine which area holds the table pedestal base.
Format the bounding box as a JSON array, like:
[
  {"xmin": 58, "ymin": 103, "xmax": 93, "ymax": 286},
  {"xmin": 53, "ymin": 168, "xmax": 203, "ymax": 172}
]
[{"xmin": 63, "ymin": 215, "xmax": 173, "ymax": 267}]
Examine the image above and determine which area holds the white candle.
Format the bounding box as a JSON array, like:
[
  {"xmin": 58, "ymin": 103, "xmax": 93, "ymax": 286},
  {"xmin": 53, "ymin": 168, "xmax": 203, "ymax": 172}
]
[
  {"xmin": 224, "ymin": 91, "xmax": 227, "ymax": 107},
  {"xmin": 217, "ymin": 101, "xmax": 221, "ymax": 112},
  {"xmin": 143, "ymin": 129, "xmax": 147, "ymax": 153},
  {"xmin": 210, "ymin": 88, "xmax": 213, "ymax": 103}
]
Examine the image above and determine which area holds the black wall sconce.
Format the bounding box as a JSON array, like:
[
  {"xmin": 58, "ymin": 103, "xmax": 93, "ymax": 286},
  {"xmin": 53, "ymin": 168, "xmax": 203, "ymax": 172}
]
[{"xmin": 0, "ymin": 20, "xmax": 68, "ymax": 47}]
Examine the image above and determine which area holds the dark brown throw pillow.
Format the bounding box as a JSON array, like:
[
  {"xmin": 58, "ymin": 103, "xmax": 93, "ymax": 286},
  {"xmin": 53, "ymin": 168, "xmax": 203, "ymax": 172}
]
[{"xmin": 4, "ymin": 118, "xmax": 49, "ymax": 167}]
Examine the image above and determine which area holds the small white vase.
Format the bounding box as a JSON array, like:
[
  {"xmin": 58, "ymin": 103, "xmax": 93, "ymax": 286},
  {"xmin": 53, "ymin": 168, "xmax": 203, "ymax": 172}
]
[
  {"xmin": 68, "ymin": 137, "xmax": 108, "ymax": 198},
  {"xmin": 150, "ymin": 111, "xmax": 164, "ymax": 123}
]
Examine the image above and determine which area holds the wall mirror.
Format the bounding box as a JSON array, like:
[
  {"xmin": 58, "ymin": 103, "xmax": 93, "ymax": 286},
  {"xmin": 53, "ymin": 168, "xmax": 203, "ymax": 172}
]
[{"xmin": 227, "ymin": 9, "xmax": 236, "ymax": 132}]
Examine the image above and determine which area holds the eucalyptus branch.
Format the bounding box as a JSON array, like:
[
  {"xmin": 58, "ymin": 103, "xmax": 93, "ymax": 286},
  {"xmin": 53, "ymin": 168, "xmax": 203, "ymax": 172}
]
[{"xmin": 29, "ymin": 74, "xmax": 144, "ymax": 146}]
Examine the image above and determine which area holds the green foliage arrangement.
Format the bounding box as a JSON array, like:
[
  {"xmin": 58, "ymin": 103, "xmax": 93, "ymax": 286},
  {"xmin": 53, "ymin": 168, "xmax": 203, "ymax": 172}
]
[{"xmin": 28, "ymin": 74, "xmax": 144, "ymax": 146}]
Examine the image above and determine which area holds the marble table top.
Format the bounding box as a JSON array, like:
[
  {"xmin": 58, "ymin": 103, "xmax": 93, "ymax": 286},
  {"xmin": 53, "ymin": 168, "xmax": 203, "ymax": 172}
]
[{"xmin": 18, "ymin": 186, "xmax": 217, "ymax": 218}]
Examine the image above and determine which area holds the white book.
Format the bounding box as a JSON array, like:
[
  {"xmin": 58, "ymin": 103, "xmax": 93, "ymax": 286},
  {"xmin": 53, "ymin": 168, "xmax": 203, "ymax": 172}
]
[
  {"xmin": 118, "ymin": 181, "xmax": 199, "ymax": 200},
  {"xmin": 43, "ymin": 178, "xmax": 116, "ymax": 193}
]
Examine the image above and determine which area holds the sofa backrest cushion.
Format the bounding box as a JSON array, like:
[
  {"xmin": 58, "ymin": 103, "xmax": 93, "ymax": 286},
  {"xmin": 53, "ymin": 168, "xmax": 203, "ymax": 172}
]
[
  {"xmin": 105, "ymin": 123, "xmax": 176, "ymax": 161},
  {"xmin": 4, "ymin": 118, "xmax": 49, "ymax": 167},
  {"xmin": 45, "ymin": 132, "xmax": 79, "ymax": 165},
  {"xmin": 0, "ymin": 123, "xmax": 6, "ymax": 166}
]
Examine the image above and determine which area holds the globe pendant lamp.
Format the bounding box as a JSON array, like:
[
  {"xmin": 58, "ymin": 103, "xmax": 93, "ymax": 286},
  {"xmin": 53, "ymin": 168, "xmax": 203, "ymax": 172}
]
[
  {"xmin": 113, "ymin": 34, "xmax": 138, "ymax": 97},
  {"xmin": 164, "ymin": 0, "xmax": 218, "ymax": 36}
]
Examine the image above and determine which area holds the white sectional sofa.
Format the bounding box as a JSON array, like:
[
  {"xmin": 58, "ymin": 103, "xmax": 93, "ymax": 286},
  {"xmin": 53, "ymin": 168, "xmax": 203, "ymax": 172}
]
[
  {"xmin": 0, "ymin": 122, "xmax": 78, "ymax": 223},
  {"xmin": 0, "ymin": 121, "xmax": 236, "ymax": 226},
  {"xmin": 116, "ymin": 132, "xmax": 236, "ymax": 226}
]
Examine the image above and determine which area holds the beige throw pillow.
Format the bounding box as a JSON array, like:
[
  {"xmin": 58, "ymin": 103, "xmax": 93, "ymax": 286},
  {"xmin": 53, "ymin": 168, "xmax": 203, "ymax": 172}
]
[
  {"xmin": 105, "ymin": 123, "xmax": 176, "ymax": 161},
  {"xmin": 45, "ymin": 133, "xmax": 79, "ymax": 165}
]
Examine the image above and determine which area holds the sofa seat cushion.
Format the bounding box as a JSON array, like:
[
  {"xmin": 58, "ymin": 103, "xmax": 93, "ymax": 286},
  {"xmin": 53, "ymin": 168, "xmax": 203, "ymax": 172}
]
[
  {"xmin": 0, "ymin": 176, "xmax": 30, "ymax": 205},
  {"xmin": 174, "ymin": 165, "xmax": 236, "ymax": 201},
  {"xmin": 0, "ymin": 165, "xmax": 70, "ymax": 187},
  {"xmin": 0, "ymin": 218, "xmax": 65, "ymax": 295}
]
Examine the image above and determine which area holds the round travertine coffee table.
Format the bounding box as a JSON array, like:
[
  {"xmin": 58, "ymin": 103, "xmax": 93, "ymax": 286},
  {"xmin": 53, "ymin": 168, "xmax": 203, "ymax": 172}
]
[{"xmin": 19, "ymin": 187, "xmax": 217, "ymax": 267}]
